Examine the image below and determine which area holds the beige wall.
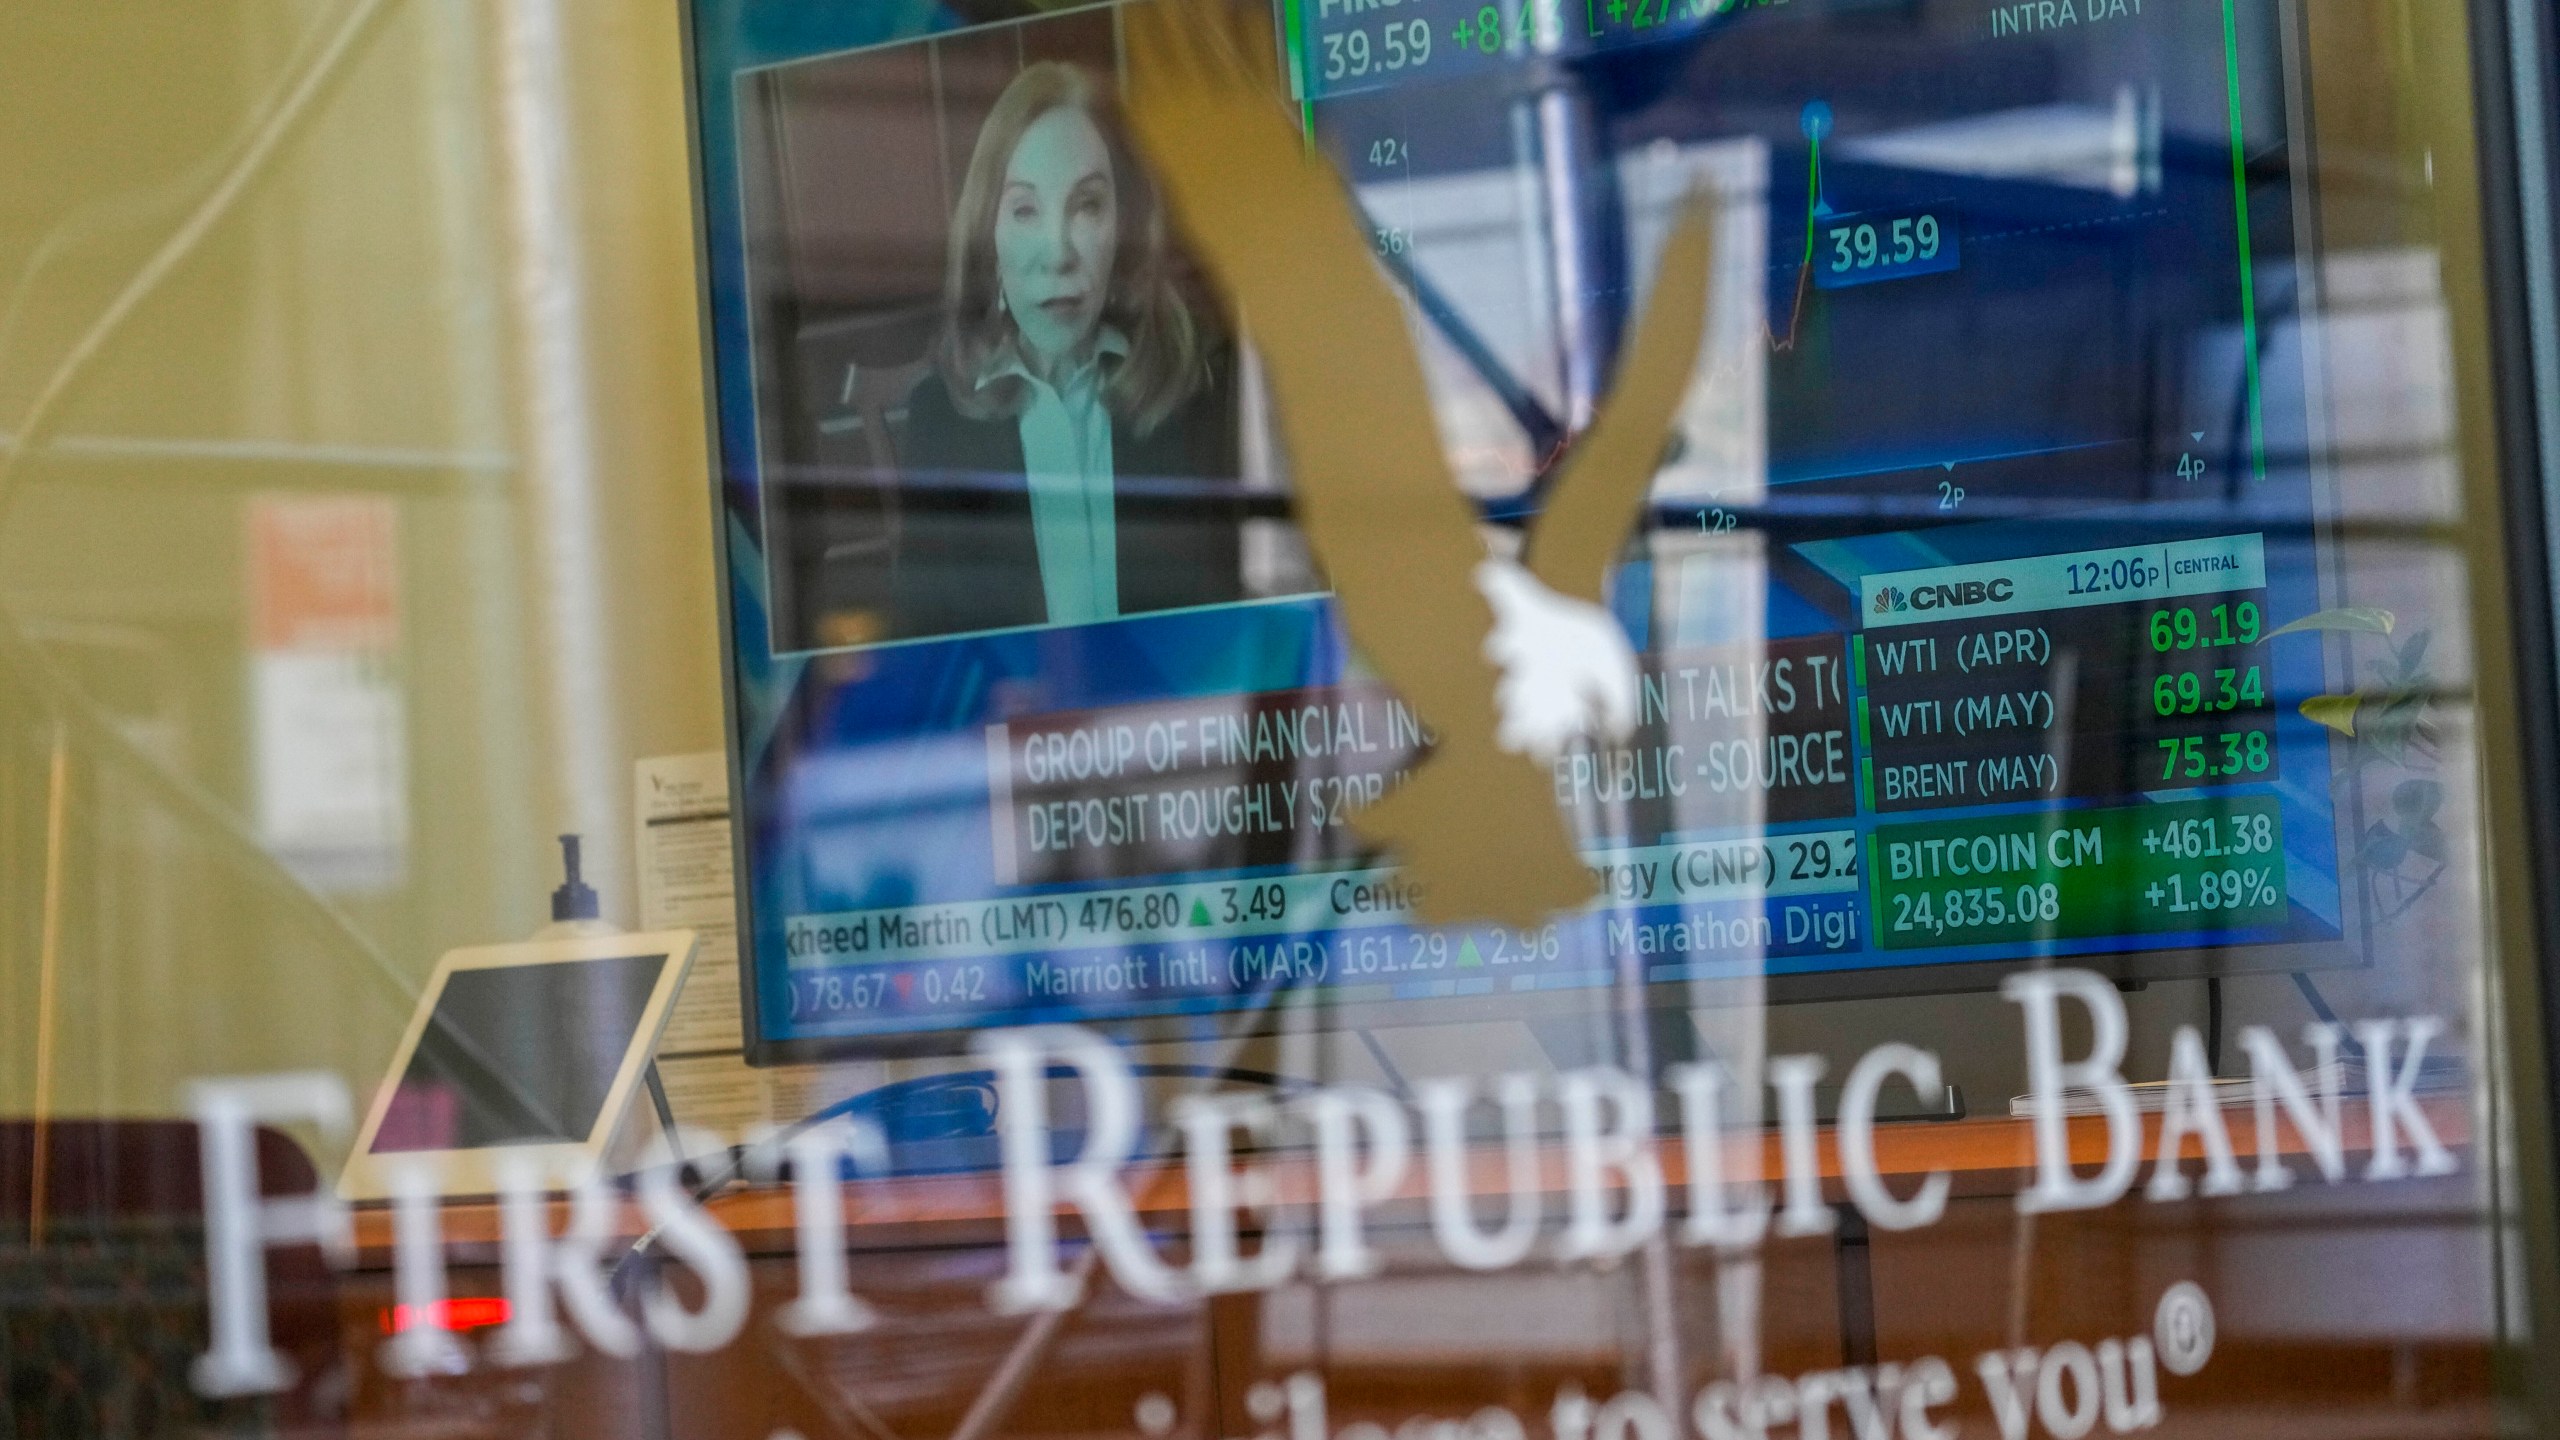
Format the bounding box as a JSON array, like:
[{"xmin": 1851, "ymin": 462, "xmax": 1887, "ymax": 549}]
[{"xmin": 0, "ymin": 0, "xmax": 724, "ymax": 1132}]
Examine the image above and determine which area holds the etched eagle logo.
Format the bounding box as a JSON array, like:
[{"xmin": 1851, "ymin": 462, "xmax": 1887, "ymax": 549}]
[{"xmin": 1126, "ymin": 2, "xmax": 1715, "ymax": 928}]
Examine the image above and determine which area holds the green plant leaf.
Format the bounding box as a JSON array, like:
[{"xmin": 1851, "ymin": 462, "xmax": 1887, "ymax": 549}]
[
  {"xmin": 2267, "ymin": 607, "xmax": 2397, "ymax": 641},
  {"xmin": 2301, "ymin": 694, "xmax": 2360, "ymax": 736}
]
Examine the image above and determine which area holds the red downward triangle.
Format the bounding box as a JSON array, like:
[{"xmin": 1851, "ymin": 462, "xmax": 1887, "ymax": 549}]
[{"xmin": 892, "ymin": 973, "xmax": 915, "ymax": 1002}]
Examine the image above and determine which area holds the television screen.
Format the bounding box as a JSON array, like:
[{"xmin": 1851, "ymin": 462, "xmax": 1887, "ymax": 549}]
[{"xmin": 686, "ymin": 0, "xmax": 2363, "ymax": 1060}]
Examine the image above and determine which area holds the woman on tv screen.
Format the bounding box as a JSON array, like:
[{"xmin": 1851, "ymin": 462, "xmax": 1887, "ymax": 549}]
[{"xmin": 890, "ymin": 59, "xmax": 1241, "ymax": 640}]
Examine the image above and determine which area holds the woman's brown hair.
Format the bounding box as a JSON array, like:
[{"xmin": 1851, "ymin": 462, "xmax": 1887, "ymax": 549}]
[{"xmin": 936, "ymin": 60, "xmax": 1206, "ymax": 436}]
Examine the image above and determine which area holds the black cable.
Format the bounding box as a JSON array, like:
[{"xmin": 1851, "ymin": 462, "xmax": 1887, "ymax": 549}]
[
  {"xmin": 1357, "ymin": 1028, "xmax": 1413, "ymax": 1100},
  {"xmin": 644, "ymin": 1062, "xmax": 680, "ymax": 1141},
  {"xmin": 2289, "ymin": 969, "xmax": 2342, "ymax": 1025},
  {"xmin": 2205, "ymin": 976, "xmax": 2224, "ymax": 1077},
  {"xmin": 2288, "ymin": 970, "xmax": 2370, "ymax": 1062}
]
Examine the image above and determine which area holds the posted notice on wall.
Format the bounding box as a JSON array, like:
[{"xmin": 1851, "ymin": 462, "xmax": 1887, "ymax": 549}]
[{"xmin": 635, "ymin": 752, "xmax": 743, "ymax": 1056}]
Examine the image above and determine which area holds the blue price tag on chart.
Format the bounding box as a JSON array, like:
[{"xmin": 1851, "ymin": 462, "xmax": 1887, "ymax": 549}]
[{"xmin": 1814, "ymin": 202, "xmax": 1963, "ymax": 290}]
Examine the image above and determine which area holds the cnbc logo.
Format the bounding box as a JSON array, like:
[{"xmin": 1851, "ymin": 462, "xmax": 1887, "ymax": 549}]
[{"xmin": 1873, "ymin": 577, "xmax": 2016, "ymax": 615}]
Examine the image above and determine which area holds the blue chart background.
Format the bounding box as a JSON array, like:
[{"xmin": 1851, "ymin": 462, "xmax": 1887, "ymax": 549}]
[{"xmin": 687, "ymin": 0, "xmax": 2347, "ymax": 1053}]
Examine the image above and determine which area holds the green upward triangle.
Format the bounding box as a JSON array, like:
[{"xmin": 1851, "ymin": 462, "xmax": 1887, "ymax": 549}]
[
  {"xmin": 1190, "ymin": 899, "xmax": 1213, "ymax": 927},
  {"xmin": 1456, "ymin": 937, "xmax": 1485, "ymax": 968}
]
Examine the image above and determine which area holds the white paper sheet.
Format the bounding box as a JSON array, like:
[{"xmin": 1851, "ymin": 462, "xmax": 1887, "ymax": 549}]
[{"xmin": 635, "ymin": 752, "xmax": 743, "ymax": 1055}]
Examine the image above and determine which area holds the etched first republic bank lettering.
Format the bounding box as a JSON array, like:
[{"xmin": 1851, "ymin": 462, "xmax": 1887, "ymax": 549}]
[{"xmin": 185, "ymin": 971, "xmax": 2456, "ymax": 1397}]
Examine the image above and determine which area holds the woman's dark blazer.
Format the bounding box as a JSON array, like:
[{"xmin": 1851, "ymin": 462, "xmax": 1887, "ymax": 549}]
[{"xmin": 870, "ymin": 361, "xmax": 1246, "ymax": 641}]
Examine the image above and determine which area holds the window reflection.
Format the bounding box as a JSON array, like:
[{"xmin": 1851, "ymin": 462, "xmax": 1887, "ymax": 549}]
[{"xmin": 0, "ymin": 1, "xmax": 2549, "ymax": 1439}]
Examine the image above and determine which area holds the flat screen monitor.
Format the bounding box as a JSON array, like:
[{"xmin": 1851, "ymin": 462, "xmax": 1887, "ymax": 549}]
[
  {"xmin": 340, "ymin": 932, "xmax": 696, "ymax": 1197},
  {"xmin": 684, "ymin": 0, "xmax": 2370, "ymax": 1062}
]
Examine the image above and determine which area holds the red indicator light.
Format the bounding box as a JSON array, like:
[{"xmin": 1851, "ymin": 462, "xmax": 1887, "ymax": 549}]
[{"xmin": 380, "ymin": 1297, "xmax": 511, "ymax": 1334}]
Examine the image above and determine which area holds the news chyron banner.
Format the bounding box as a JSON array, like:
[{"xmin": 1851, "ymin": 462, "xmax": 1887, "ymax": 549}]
[{"xmin": 761, "ymin": 530, "xmax": 2342, "ymax": 1039}]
